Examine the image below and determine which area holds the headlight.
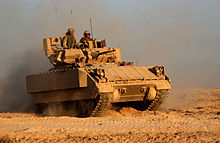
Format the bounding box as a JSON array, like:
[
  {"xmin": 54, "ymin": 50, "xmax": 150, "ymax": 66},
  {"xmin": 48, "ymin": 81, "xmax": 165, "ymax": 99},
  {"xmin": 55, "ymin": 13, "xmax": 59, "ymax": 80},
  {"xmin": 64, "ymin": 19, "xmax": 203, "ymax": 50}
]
[
  {"xmin": 96, "ymin": 69, "xmax": 105, "ymax": 78},
  {"xmin": 100, "ymin": 72, "xmax": 104, "ymax": 77},
  {"xmin": 153, "ymin": 66, "xmax": 164, "ymax": 76}
]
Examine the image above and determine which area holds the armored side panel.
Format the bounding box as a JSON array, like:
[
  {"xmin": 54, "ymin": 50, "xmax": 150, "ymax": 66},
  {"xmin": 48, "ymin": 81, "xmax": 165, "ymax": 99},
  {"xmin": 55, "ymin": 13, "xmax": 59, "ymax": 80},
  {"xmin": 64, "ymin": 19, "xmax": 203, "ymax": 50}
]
[{"xmin": 26, "ymin": 69, "xmax": 87, "ymax": 93}]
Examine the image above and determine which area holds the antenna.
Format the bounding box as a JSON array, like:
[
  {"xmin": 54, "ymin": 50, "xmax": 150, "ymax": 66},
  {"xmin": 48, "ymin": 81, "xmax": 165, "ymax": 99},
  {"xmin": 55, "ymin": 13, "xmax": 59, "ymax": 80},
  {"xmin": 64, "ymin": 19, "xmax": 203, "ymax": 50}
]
[{"xmin": 90, "ymin": 17, "xmax": 94, "ymax": 39}]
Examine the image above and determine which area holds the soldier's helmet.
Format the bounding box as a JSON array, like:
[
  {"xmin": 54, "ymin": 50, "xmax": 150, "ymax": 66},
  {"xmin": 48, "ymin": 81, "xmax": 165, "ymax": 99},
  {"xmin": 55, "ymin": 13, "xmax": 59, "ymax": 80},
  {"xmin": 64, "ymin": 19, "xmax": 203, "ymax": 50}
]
[
  {"xmin": 84, "ymin": 30, "xmax": 90, "ymax": 36},
  {"xmin": 67, "ymin": 28, "xmax": 74, "ymax": 33}
]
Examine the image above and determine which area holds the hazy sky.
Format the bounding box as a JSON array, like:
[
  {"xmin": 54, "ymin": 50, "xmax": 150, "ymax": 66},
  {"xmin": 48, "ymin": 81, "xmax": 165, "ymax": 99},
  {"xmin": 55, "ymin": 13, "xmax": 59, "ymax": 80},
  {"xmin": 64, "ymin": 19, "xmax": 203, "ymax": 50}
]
[{"xmin": 0, "ymin": 0, "xmax": 219, "ymax": 88}]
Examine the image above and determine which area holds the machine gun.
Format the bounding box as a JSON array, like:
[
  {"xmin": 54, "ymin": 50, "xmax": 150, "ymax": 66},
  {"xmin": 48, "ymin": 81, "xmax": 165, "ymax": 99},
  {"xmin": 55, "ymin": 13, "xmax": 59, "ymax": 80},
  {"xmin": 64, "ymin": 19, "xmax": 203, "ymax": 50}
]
[{"xmin": 91, "ymin": 49, "xmax": 116, "ymax": 59}]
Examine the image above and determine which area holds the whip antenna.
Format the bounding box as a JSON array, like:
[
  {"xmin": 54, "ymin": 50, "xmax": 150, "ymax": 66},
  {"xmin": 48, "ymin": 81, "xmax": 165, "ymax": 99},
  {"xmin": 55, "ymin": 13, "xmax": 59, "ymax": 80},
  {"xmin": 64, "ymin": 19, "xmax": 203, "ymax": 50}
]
[{"xmin": 90, "ymin": 17, "xmax": 94, "ymax": 39}]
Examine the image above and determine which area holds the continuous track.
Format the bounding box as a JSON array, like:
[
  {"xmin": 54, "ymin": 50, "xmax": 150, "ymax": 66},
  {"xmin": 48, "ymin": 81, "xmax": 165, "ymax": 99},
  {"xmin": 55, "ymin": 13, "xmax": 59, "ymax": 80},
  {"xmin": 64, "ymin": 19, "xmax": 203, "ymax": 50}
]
[
  {"xmin": 90, "ymin": 94, "xmax": 110, "ymax": 117},
  {"xmin": 147, "ymin": 90, "xmax": 168, "ymax": 110}
]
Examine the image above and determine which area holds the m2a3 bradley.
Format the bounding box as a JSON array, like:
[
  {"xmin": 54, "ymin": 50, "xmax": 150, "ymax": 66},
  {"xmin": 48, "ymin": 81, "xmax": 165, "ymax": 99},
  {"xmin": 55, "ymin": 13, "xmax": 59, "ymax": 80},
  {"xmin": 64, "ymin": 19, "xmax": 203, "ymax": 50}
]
[{"xmin": 26, "ymin": 35, "xmax": 171, "ymax": 117}]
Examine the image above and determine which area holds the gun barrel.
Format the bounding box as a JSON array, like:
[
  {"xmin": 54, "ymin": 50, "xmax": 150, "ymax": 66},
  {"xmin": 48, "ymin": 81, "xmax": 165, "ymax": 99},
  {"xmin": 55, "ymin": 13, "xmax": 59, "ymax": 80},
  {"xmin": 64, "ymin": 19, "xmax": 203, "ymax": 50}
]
[{"xmin": 98, "ymin": 49, "xmax": 116, "ymax": 56}]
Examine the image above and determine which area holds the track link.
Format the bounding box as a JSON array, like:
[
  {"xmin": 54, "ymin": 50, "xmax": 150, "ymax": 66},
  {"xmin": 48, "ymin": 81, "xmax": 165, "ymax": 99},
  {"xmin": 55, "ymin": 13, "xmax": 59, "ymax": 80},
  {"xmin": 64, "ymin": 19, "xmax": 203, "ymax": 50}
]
[
  {"xmin": 90, "ymin": 94, "xmax": 110, "ymax": 117},
  {"xmin": 146, "ymin": 90, "xmax": 168, "ymax": 111}
]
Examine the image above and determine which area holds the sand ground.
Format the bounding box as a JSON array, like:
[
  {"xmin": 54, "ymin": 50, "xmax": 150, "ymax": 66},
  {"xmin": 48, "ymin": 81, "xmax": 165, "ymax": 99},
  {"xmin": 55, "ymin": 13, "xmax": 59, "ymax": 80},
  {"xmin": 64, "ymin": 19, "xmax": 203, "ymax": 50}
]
[{"xmin": 0, "ymin": 88, "xmax": 220, "ymax": 142}]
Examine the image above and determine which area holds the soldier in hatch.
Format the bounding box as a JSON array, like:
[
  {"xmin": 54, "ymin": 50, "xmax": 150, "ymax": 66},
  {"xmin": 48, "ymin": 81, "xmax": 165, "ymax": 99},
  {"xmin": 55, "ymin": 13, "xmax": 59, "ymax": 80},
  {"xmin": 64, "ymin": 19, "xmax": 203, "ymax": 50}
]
[
  {"xmin": 62, "ymin": 28, "xmax": 78, "ymax": 49},
  {"xmin": 80, "ymin": 30, "xmax": 93, "ymax": 43},
  {"xmin": 79, "ymin": 30, "xmax": 94, "ymax": 48}
]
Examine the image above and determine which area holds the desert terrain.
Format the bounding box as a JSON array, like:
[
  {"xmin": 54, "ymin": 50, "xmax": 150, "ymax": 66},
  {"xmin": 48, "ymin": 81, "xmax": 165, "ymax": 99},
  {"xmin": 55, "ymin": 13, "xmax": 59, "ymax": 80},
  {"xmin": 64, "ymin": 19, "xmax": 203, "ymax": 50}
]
[{"xmin": 0, "ymin": 88, "xmax": 219, "ymax": 142}]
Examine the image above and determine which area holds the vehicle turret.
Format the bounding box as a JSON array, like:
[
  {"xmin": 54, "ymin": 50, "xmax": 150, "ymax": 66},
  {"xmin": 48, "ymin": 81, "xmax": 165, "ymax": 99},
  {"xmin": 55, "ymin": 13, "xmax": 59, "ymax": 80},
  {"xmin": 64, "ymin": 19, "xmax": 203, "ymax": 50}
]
[{"xmin": 43, "ymin": 37, "xmax": 121, "ymax": 67}]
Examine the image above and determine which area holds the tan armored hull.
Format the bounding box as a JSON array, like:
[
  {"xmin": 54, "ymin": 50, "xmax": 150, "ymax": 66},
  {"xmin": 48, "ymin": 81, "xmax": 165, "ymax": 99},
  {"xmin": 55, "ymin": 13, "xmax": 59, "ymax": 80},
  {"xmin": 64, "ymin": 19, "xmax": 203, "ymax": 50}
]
[
  {"xmin": 27, "ymin": 64, "xmax": 170, "ymax": 116},
  {"xmin": 26, "ymin": 36, "xmax": 171, "ymax": 117}
]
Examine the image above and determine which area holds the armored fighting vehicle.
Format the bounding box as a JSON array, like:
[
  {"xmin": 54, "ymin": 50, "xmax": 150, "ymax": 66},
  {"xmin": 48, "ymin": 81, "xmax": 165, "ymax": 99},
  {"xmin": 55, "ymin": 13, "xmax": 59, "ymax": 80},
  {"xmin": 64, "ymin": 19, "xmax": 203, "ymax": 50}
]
[{"xmin": 26, "ymin": 36, "xmax": 171, "ymax": 117}]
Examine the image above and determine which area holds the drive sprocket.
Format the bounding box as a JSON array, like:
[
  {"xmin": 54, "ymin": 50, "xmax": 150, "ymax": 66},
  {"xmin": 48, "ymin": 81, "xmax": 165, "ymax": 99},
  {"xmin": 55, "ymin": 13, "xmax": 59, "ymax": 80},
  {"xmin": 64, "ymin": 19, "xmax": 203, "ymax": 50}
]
[{"xmin": 146, "ymin": 89, "xmax": 168, "ymax": 111}]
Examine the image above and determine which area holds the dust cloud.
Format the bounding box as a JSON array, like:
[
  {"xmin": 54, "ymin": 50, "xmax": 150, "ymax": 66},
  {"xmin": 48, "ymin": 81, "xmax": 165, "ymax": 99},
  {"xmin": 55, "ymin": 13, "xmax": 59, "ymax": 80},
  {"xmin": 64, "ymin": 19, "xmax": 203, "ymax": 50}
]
[{"xmin": 0, "ymin": 49, "xmax": 49, "ymax": 112}]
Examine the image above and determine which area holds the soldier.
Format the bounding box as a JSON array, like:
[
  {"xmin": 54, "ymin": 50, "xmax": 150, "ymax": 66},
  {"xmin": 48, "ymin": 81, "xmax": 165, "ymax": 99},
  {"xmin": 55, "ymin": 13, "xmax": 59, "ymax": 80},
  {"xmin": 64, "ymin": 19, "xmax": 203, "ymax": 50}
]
[
  {"xmin": 80, "ymin": 30, "xmax": 93, "ymax": 43},
  {"xmin": 62, "ymin": 28, "xmax": 78, "ymax": 49},
  {"xmin": 79, "ymin": 30, "xmax": 94, "ymax": 48}
]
